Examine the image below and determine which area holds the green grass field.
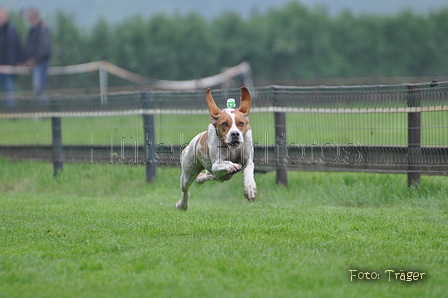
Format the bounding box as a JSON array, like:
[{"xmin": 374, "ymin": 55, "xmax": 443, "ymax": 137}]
[
  {"xmin": 0, "ymin": 158, "xmax": 447, "ymax": 297},
  {"xmin": 1, "ymin": 111, "xmax": 447, "ymax": 146}
]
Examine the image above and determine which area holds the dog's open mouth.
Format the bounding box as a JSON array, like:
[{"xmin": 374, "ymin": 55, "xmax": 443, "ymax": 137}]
[{"xmin": 227, "ymin": 141, "xmax": 240, "ymax": 147}]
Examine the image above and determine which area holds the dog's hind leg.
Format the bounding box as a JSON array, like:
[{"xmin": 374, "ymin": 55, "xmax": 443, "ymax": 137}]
[
  {"xmin": 176, "ymin": 171, "xmax": 196, "ymax": 210},
  {"xmin": 176, "ymin": 150, "xmax": 203, "ymax": 210}
]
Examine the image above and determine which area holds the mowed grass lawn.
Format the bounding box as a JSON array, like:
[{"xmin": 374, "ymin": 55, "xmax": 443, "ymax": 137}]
[{"xmin": 0, "ymin": 158, "xmax": 447, "ymax": 298}]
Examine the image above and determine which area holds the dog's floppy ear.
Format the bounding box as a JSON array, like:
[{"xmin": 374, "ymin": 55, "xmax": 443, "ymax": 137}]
[
  {"xmin": 238, "ymin": 86, "xmax": 252, "ymax": 116},
  {"xmin": 206, "ymin": 88, "xmax": 221, "ymax": 124}
]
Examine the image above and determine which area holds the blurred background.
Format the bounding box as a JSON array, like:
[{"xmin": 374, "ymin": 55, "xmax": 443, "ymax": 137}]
[
  {"xmin": 1, "ymin": 0, "xmax": 447, "ymax": 182},
  {"xmin": 2, "ymin": 0, "xmax": 448, "ymax": 92}
]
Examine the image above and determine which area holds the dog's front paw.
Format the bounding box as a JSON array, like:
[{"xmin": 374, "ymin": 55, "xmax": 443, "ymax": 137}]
[
  {"xmin": 195, "ymin": 173, "xmax": 206, "ymax": 184},
  {"xmin": 244, "ymin": 181, "xmax": 257, "ymax": 202},
  {"xmin": 196, "ymin": 171, "xmax": 214, "ymax": 184},
  {"xmin": 229, "ymin": 163, "xmax": 242, "ymax": 174}
]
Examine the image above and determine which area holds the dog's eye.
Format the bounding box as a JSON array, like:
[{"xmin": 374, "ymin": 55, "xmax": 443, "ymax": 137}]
[
  {"xmin": 222, "ymin": 122, "xmax": 228, "ymax": 127},
  {"xmin": 238, "ymin": 122, "xmax": 244, "ymax": 127}
]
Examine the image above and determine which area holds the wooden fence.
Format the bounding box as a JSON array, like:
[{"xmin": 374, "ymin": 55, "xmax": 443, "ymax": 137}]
[{"xmin": 1, "ymin": 83, "xmax": 447, "ymax": 187}]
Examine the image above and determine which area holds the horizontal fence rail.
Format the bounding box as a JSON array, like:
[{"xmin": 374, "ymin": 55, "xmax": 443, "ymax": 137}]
[
  {"xmin": 2, "ymin": 106, "xmax": 448, "ymax": 119},
  {"xmin": 0, "ymin": 145, "xmax": 447, "ymax": 176},
  {"xmin": 1, "ymin": 82, "xmax": 447, "ymax": 185},
  {"xmin": 0, "ymin": 61, "xmax": 252, "ymax": 91}
]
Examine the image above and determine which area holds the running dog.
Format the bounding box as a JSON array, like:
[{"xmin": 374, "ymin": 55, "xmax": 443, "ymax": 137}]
[{"xmin": 176, "ymin": 87, "xmax": 257, "ymax": 210}]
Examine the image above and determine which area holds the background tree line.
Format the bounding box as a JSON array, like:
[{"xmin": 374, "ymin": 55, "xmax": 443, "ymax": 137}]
[{"xmin": 8, "ymin": 1, "xmax": 448, "ymax": 89}]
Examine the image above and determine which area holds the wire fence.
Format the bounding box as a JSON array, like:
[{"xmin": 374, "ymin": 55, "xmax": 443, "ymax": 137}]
[{"xmin": 1, "ymin": 82, "xmax": 447, "ymax": 184}]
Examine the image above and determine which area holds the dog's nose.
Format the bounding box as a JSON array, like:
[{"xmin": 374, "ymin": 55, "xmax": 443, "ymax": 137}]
[{"xmin": 230, "ymin": 131, "xmax": 240, "ymax": 138}]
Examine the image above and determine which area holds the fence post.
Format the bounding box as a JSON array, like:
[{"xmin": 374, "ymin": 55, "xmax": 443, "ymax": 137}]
[
  {"xmin": 51, "ymin": 96, "xmax": 63, "ymax": 177},
  {"xmin": 142, "ymin": 91, "xmax": 156, "ymax": 182},
  {"xmin": 273, "ymin": 87, "xmax": 288, "ymax": 186},
  {"xmin": 99, "ymin": 65, "xmax": 108, "ymax": 105},
  {"xmin": 407, "ymin": 84, "xmax": 421, "ymax": 187}
]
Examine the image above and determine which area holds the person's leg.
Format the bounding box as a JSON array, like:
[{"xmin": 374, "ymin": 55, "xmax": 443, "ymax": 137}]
[
  {"xmin": 32, "ymin": 66, "xmax": 40, "ymax": 95},
  {"xmin": 39, "ymin": 61, "xmax": 49, "ymax": 94},
  {"xmin": 33, "ymin": 62, "xmax": 49, "ymax": 95},
  {"xmin": 32, "ymin": 62, "xmax": 49, "ymax": 104},
  {"xmin": 0, "ymin": 74, "xmax": 5, "ymax": 92},
  {"xmin": 0, "ymin": 74, "xmax": 16, "ymax": 107},
  {"xmin": 4, "ymin": 74, "xmax": 16, "ymax": 107}
]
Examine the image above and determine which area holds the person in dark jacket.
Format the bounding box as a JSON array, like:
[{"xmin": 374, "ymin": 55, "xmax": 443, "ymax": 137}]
[
  {"xmin": 23, "ymin": 6, "xmax": 51, "ymax": 97},
  {"xmin": 0, "ymin": 7, "xmax": 22, "ymax": 107}
]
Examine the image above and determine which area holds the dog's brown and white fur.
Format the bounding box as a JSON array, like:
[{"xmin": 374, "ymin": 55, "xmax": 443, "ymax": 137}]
[{"xmin": 175, "ymin": 87, "xmax": 257, "ymax": 210}]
